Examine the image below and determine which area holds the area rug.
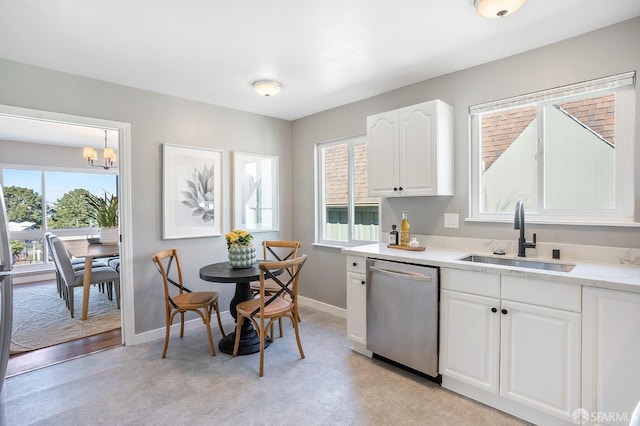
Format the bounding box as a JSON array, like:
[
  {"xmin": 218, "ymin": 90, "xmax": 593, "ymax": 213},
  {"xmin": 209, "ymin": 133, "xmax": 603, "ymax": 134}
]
[{"xmin": 10, "ymin": 283, "xmax": 121, "ymax": 354}]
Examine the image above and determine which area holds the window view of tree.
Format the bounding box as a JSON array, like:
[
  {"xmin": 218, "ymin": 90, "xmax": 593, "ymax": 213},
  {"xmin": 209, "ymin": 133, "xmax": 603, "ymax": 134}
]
[
  {"xmin": 2, "ymin": 168, "xmax": 117, "ymax": 267},
  {"xmin": 48, "ymin": 188, "xmax": 93, "ymax": 229},
  {"xmin": 3, "ymin": 185, "xmax": 43, "ymax": 229}
]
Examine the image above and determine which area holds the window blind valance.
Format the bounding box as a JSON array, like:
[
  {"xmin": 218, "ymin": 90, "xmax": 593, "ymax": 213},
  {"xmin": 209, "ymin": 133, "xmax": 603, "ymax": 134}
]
[{"xmin": 469, "ymin": 71, "xmax": 635, "ymax": 115}]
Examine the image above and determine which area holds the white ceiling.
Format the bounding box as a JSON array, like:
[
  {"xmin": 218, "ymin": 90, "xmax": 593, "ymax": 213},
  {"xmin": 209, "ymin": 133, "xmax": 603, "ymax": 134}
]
[{"xmin": 0, "ymin": 0, "xmax": 639, "ymax": 146}]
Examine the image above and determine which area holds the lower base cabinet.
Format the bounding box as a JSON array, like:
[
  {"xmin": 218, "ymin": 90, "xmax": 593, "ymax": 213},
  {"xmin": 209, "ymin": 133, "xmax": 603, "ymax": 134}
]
[
  {"xmin": 346, "ymin": 255, "xmax": 371, "ymax": 356},
  {"xmin": 582, "ymin": 287, "xmax": 640, "ymax": 426},
  {"xmin": 440, "ymin": 269, "xmax": 581, "ymax": 425}
]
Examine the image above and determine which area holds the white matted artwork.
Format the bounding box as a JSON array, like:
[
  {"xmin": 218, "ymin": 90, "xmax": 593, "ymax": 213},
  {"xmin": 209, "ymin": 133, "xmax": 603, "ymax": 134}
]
[
  {"xmin": 232, "ymin": 152, "xmax": 279, "ymax": 232},
  {"xmin": 163, "ymin": 143, "xmax": 222, "ymax": 239}
]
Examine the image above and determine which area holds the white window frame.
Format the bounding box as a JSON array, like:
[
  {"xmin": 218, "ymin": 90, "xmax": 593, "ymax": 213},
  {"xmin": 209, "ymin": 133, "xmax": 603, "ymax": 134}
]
[
  {"xmin": 315, "ymin": 135, "xmax": 380, "ymax": 247},
  {"xmin": 1, "ymin": 163, "xmax": 118, "ymax": 272},
  {"xmin": 469, "ymin": 71, "xmax": 636, "ymax": 226}
]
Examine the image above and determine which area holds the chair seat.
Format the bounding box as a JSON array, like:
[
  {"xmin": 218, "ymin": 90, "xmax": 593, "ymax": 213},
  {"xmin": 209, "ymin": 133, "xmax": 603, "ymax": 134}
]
[
  {"xmin": 249, "ymin": 278, "xmax": 281, "ymax": 294},
  {"xmin": 173, "ymin": 291, "xmax": 219, "ymax": 309},
  {"xmin": 71, "ymin": 266, "xmax": 119, "ymax": 286},
  {"xmin": 237, "ymin": 296, "xmax": 292, "ymax": 318}
]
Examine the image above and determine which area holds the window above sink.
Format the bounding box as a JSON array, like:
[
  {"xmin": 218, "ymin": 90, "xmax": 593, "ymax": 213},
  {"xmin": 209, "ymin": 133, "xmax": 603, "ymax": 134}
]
[{"xmin": 468, "ymin": 71, "xmax": 636, "ymax": 226}]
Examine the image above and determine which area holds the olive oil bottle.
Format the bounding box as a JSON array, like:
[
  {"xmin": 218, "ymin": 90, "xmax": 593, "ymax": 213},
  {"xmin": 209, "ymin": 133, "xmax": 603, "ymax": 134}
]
[{"xmin": 400, "ymin": 211, "xmax": 410, "ymax": 246}]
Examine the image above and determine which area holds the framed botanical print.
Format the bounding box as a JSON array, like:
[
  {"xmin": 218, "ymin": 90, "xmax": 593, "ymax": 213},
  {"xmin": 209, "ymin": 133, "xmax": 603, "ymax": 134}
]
[
  {"xmin": 162, "ymin": 143, "xmax": 222, "ymax": 239},
  {"xmin": 232, "ymin": 152, "xmax": 279, "ymax": 232}
]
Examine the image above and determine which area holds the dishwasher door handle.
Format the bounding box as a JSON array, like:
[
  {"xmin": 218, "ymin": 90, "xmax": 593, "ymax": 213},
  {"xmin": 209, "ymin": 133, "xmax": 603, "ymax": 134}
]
[{"xmin": 368, "ymin": 266, "xmax": 432, "ymax": 282}]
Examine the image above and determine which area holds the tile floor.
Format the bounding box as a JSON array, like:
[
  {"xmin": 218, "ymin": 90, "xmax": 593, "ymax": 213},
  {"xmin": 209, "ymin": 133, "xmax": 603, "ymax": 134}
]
[{"xmin": 0, "ymin": 307, "xmax": 529, "ymax": 425}]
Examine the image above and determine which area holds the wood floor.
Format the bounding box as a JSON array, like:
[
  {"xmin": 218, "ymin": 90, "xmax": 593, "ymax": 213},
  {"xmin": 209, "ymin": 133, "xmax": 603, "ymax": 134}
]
[{"xmin": 6, "ymin": 279, "xmax": 123, "ymax": 377}]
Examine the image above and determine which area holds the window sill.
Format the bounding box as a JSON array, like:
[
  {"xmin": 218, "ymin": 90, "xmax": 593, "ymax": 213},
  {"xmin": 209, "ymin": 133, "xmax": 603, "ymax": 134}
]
[
  {"xmin": 312, "ymin": 241, "xmax": 378, "ymax": 250},
  {"xmin": 465, "ymin": 216, "xmax": 640, "ymax": 228}
]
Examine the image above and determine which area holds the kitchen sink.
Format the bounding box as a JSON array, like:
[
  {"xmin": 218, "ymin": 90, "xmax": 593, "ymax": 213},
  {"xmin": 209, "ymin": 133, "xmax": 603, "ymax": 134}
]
[{"xmin": 459, "ymin": 255, "xmax": 575, "ymax": 273}]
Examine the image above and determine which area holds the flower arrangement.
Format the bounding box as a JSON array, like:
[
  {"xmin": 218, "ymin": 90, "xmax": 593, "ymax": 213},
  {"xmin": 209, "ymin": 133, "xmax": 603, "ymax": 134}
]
[{"xmin": 225, "ymin": 229, "xmax": 253, "ymax": 249}]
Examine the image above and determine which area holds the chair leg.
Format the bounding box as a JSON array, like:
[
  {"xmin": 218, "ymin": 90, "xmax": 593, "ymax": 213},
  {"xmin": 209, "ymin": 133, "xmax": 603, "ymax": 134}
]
[
  {"xmin": 204, "ymin": 310, "xmax": 216, "ymax": 357},
  {"xmin": 259, "ymin": 322, "xmax": 266, "ymax": 377},
  {"xmin": 180, "ymin": 312, "xmax": 185, "ymax": 338},
  {"xmin": 232, "ymin": 314, "xmax": 244, "ymax": 357},
  {"xmin": 213, "ymin": 301, "xmax": 225, "ymax": 337},
  {"xmin": 162, "ymin": 310, "xmax": 172, "ymax": 358},
  {"xmin": 68, "ymin": 287, "xmax": 75, "ymax": 318},
  {"xmin": 292, "ymin": 314, "xmax": 305, "ymax": 360}
]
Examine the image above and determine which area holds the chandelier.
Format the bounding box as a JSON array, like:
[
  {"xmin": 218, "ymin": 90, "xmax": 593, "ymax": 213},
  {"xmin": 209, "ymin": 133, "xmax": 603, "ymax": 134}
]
[{"xmin": 83, "ymin": 130, "xmax": 117, "ymax": 170}]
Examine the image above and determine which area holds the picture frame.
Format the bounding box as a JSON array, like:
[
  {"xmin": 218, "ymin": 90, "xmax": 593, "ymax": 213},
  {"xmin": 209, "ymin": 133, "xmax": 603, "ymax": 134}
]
[
  {"xmin": 232, "ymin": 152, "xmax": 279, "ymax": 232},
  {"xmin": 162, "ymin": 143, "xmax": 222, "ymax": 239}
]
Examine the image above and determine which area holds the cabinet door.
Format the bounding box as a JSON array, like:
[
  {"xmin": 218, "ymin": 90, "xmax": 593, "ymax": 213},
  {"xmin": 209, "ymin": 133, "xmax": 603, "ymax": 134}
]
[
  {"xmin": 500, "ymin": 300, "xmax": 581, "ymax": 422},
  {"xmin": 367, "ymin": 112, "xmax": 399, "ymax": 197},
  {"xmin": 583, "ymin": 287, "xmax": 640, "ymax": 426},
  {"xmin": 346, "ymin": 272, "xmax": 367, "ymax": 347},
  {"xmin": 398, "ymin": 102, "xmax": 436, "ymax": 196},
  {"xmin": 440, "ymin": 290, "xmax": 500, "ymax": 393}
]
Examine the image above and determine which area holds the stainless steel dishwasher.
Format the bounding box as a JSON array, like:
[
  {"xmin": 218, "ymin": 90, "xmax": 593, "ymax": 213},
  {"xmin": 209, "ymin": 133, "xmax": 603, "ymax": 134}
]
[{"xmin": 366, "ymin": 257, "xmax": 439, "ymax": 380}]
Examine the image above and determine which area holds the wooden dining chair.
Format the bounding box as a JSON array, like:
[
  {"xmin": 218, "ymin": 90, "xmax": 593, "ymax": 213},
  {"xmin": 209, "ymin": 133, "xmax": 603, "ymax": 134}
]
[
  {"xmin": 152, "ymin": 248, "xmax": 225, "ymax": 358},
  {"xmin": 233, "ymin": 255, "xmax": 307, "ymax": 377},
  {"xmin": 250, "ymin": 240, "xmax": 302, "ymax": 337}
]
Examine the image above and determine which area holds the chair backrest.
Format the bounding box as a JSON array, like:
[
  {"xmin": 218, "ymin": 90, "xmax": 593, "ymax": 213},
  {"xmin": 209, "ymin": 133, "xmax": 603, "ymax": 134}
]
[
  {"xmin": 254, "ymin": 255, "xmax": 307, "ymax": 316},
  {"xmin": 262, "ymin": 240, "xmax": 301, "ymax": 278},
  {"xmin": 44, "ymin": 232, "xmax": 56, "ymax": 263},
  {"xmin": 50, "ymin": 237, "xmax": 77, "ymax": 286},
  {"xmin": 152, "ymin": 249, "xmax": 189, "ymax": 309}
]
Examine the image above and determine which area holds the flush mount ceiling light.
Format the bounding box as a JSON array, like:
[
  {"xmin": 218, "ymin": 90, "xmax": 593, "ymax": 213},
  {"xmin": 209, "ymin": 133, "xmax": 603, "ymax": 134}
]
[
  {"xmin": 474, "ymin": 0, "xmax": 527, "ymax": 18},
  {"xmin": 252, "ymin": 80, "xmax": 282, "ymax": 97}
]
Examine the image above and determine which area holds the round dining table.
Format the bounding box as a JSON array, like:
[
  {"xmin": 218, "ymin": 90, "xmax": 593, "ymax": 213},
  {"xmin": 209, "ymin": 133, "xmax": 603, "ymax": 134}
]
[{"xmin": 199, "ymin": 260, "xmax": 281, "ymax": 355}]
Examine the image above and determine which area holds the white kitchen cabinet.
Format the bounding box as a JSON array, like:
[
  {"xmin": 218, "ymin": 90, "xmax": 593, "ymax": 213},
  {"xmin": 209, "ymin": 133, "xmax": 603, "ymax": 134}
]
[
  {"xmin": 367, "ymin": 99, "xmax": 453, "ymax": 197},
  {"xmin": 440, "ymin": 289, "xmax": 500, "ymax": 393},
  {"xmin": 500, "ymin": 299, "xmax": 581, "ymax": 422},
  {"xmin": 440, "ymin": 268, "xmax": 581, "ymax": 425},
  {"xmin": 346, "ymin": 255, "xmax": 371, "ymax": 356},
  {"xmin": 582, "ymin": 287, "xmax": 640, "ymax": 426}
]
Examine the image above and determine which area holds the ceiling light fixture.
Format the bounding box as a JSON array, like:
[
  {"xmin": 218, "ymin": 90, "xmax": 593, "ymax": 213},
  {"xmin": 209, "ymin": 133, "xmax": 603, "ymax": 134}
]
[
  {"xmin": 474, "ymin": 0, "xmax": 527, "ymax": 18},
  {"xmin": 252, "ymin": 80, "xmax": 282, "ymax": 97},
  {"xmin": 83, "ymin": 130, "xmax": 117, "ymax": 170}
]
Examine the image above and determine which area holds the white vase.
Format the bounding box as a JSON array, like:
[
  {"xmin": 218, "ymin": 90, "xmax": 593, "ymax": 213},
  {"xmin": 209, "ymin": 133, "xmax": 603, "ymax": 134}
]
[
  {"xmin": 228, "ymin": 243, "xmax": 256, "ymax": 268},
  {"xmin": 99, "ymin": 226, "xmax": 119, "ymax": 245}
]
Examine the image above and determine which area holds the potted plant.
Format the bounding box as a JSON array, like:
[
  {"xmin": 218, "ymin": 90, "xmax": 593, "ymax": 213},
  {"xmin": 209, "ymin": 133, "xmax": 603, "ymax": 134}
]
[{"xmin": 86, "ymin": 191, "xmax": 119, "ymax": 244}]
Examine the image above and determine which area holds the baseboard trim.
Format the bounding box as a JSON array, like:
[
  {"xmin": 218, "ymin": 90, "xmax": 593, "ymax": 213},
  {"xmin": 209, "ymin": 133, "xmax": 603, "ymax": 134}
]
[{"xmin": 128, "ymin": 297, "xmax": 345, "ymax": 346}]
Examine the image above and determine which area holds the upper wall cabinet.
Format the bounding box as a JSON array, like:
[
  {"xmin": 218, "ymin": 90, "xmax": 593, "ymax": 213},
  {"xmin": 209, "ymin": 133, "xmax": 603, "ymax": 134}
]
[{"xmin": 367, "ymin": 99, "xmax": 454, "ymax": 197}]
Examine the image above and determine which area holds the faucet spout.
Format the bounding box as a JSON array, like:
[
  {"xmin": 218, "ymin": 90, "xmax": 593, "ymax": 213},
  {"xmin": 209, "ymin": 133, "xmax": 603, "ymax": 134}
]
[{"xmin": 514, "ymin": 200, "xmax": 536, "ymax": 257}]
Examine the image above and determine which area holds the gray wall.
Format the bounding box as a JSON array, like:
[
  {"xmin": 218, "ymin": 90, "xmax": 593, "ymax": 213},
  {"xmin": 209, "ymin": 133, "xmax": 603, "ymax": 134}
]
[
  {"xmin": 291, "ymin": 17, "xmax": 640, "ymax": 309},
  {"xmin": 0, "ymin": 59, "xmax": 292, "ymax": 334},
  {"xmin": 1, "ymin": 17, "xmax": 638, "ymax": 321}
]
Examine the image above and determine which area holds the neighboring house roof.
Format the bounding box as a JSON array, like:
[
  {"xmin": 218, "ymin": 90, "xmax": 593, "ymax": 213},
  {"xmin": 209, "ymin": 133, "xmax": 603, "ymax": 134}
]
[
  {"xmin": 324, "ymin": 143, "xmax": 378, "ymax": 206},
  {"xmin": 481, "ymin": 94, "xmax": 615, "ymax": 171},
  {"xmin": 8, "ymin": 221, "xmax": 35, "ymax": 231}
]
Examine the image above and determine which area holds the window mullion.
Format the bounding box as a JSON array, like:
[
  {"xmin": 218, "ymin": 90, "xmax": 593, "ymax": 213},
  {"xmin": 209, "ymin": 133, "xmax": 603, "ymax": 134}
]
[{"xmin": 347, "ymin": 143, "xmax": 355, "ymax": 242}]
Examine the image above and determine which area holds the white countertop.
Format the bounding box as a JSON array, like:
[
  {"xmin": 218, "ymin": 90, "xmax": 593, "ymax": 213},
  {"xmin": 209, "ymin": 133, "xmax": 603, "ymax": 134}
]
[{"xmin": 342, "ymin": 242, "xmax": 640, "ymax": 294}]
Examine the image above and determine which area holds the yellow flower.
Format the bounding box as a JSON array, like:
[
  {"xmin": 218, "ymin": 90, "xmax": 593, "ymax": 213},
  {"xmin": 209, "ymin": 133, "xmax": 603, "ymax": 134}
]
[{"xmin": 225, "ymin": 229, "xmax": 253, "ymax": 248}]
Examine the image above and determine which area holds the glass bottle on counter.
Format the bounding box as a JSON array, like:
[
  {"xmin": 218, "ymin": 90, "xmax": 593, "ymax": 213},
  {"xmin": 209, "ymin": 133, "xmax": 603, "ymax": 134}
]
[
  {"xmin": 400, "ymin": 211, "xmax": 410, "ymax": 246},
  {"xmin": 388, "ymin": 225, "xmax": 399, "ymax": 245}
]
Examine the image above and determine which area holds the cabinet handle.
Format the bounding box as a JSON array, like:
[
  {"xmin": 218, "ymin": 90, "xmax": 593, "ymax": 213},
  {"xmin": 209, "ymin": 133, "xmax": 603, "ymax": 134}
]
[
  {"xmin": 491, "ymin": 307, "xmax": 497, "ymax": 313},
  {"xmin": 501, "ymin": 309, "xmax": 508, "ymax": 315},
  {"xmin": 352, "ymin": 262, "xmax": 358, "ymax": 267},
  {"xmin": 398, "ymin": 186, "xmax": 403, "ymax": 191},
  {"xmin": 393, "ymin": 187, "xmax": 398, "ymax": 191},
  {"xmin": 361, "ymin": 280, "xmax": 366, "ymax": 285}
]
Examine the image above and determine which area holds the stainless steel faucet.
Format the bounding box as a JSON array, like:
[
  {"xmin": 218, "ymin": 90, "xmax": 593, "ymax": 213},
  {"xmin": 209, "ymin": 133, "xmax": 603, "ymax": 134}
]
[{"xmin": 514, "ymin": 200, "xmax": 536, "ymax": 257}]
